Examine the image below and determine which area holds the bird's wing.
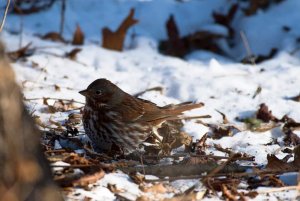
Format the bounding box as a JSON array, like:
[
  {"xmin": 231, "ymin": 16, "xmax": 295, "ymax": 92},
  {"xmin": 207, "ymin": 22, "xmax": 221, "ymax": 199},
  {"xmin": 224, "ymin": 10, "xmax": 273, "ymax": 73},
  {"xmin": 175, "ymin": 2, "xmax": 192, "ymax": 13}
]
[
  {"xmin": 135, "ymin": 102, "xmax": 204, "ymax": 123},
  {"xmin": 113, "ymin": 95, "xmax": 146, "ymax": 122}
]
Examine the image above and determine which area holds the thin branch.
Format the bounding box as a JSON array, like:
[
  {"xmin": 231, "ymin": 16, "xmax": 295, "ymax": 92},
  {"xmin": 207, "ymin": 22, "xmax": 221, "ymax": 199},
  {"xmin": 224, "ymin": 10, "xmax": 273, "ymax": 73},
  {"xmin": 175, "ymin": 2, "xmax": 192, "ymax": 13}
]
[
  {"xmin": 0, "ymin": 0, "xmax": 11, "ymax": 32},
  {"xmin": 258, "ymin": 185, "xmax": 300, "ymax": 194},
  {"xmin": 24, "ymin": 97, "xmax": 85, "ymax": 104},
  {"xmin": 240, "ymin": 31, "xmax": 256, "ymax": 66},
  {"xmin": 59, "ymin": 0, "xmax": 66, "ymax": 35}
]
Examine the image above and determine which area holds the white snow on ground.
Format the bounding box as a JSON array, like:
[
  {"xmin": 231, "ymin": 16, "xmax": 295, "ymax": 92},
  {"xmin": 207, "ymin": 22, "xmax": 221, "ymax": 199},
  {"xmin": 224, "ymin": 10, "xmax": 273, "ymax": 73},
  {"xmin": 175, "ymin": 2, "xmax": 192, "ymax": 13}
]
[{"xmin": 1, "ymin": 0, "xmax": 300, "ymax": 200}]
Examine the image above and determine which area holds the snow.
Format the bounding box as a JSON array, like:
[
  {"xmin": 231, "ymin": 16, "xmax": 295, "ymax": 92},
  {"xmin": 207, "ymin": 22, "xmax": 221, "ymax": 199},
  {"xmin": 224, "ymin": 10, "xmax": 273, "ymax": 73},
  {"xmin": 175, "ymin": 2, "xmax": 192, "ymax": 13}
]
[{"xmin": 1, "ymin": 0, "xmax": 300, "ymax": 200}]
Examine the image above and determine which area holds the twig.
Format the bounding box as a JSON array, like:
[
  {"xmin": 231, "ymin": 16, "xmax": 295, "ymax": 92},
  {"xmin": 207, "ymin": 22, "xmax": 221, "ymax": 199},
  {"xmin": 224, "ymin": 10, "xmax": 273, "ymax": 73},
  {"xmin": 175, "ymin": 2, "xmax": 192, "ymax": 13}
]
[
  {"xmin": 240, "ymin": 31, "xmax": 256, "ymax": 66},
  {"xmin": 51, "ymin": 164, "xmax": 100, "ymax": 168},
  {"xmin": 143, "ymin": 153, "xmax": 254, "ymax": 161},
  {"xmin": 182, "ymin": 115, "xmax": 211, "ymax": 120},
  {"xmin": 145, "ymin": 169, "xmax": 299, "ymax": 183},
  {"xmin": 19, "ymin": 13, "xmax": 23, "ymax": 48},
  {"xmin": 257, "ymin": 185, "xmax": 300, "ymax": 194},
  {"xmin": 139, "ymin": 153, "xmax": 146, "ymax": 175},
  {"xmin": 59, "ymin": 0, "xmax": 66, "ymax": 35},
  {"xmin": 24, "ymin": 97, "xmax": 85, "ymax": 104},
  {"xmin": 134, "ymin": 86, "xmax": 163, "ymax": 97},
  {"xmin": 204, "ymin": 153, "xmax": 240, "ymax": 180},
  {"xmin": 120, "ymin": 161, "xmax": 248, "ymax": 178},
  {"xmin": 0, "ymin": 0, "xmax": 11, "ymax": 32}
]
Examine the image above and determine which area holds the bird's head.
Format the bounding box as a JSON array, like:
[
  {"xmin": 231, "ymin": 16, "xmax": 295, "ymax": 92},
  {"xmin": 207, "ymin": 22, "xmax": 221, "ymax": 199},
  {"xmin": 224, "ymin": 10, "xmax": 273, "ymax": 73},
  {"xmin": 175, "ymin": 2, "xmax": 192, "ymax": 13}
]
[{"xmin": 79, "ymin": 79, "xmax": 123, "ymax": 107}]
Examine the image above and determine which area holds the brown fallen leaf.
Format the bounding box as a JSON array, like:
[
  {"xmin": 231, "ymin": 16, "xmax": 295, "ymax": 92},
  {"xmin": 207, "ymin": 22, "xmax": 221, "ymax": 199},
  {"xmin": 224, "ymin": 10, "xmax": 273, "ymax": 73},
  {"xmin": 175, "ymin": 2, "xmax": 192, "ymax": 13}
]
[
  {"xmin": 107, "ymin": 183, "xmax": 124, "ymax": 193},
  {"xmin": 221, "ymin": 184, "xmax": 238, "ymax": 201},
  {"xmin": 159, "ymin": 15, "xmax": 224, "ymax": 58},
  {"xmin": 241, "ymin": 48, "xmax": 278, "ymax": 64},
  {"xmin": 256, "ymin": 103, "xmax": 278, "ymax": 122},
  {"xmin": 243, "ymin": 0, "xmax": 284, "ymax": 16},
  {"xmin": 210, "ymin": 125, "xmax": 235, "ymax": 139},
  {"xmin": 72, "ymin": 24, "xmax": 84, "ymax": 45},
  {"xmin": 54, "ymin": 84, "xmax": 61, "ymax": 91},
  {"xmin": 216, "ymin": 110, "xmax": 229, "ymax": 124},
  {"xmin": 102, "ymin": 8, "xmax": 138, "ymax": 51},
  {"xmin": 12, "ymin": 0, "xmax": 56, "ymax": 15},
  {"xmin": 204, "ymin": 177, "xmax": 240, "ymax": 192},
  {"xmin": 194, "ymin": 133, "xmax": 208, "ymax": 155},
  {"xmin": 41, "ymin": 32, "xmax": 66, "ymax": 43},
  {"xmin": 65, "ymin": 48, "xmax": 82, "ymax": 60},
  {"xmin": 283, "ymin": 129, "xmax": 300, "ymax": 146},
  {"xmin": 134, "ymin": 86, "xmax": 164, "ymax": 97},
  {"xmin": 266, "ymin": 145, "xmax": 300, "ymax": 171},
  {"xmin": 248, "ymin": 175, "xmax": 285, "ymax": 189},
  {"xmin": 162, "ymin": 14, "xmax": 186, "ymax": 57},
  {"xmin": 288, "ymin": 93, "xmax": 300, "ymax": 102},
  {"xmin": 7, "ymin": 42, "xmax": 34, "ymax": 62},
  {"xmin": 56, "ymin": 167, "xmax": 105, "ymax": 187},
  {"xmin": 213, "ymin": 3, "xmax": 238, "ymax": 38},
  {"xmin": 129, "ymin": 172, "xmax": 145, "ymax": 184},
  {"xmin": 140, "ymin": 183, "xmax": 167, "ymax": 194}
]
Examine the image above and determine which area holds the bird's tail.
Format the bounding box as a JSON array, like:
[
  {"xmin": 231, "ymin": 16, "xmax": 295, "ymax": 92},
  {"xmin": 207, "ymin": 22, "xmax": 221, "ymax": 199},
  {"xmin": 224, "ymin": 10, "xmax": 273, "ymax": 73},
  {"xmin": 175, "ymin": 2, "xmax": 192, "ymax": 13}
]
[{"xmin": 164, "ymin": 102, "xmax": 204, "ymax": 114}]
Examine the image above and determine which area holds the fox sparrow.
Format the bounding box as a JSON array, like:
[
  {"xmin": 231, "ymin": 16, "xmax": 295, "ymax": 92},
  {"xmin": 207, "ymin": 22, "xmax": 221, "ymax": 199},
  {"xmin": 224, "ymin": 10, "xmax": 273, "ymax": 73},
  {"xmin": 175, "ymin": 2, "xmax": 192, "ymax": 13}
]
[{"xmin": 79, "ymin": 79, "xmax": 203, "ymax": 154}]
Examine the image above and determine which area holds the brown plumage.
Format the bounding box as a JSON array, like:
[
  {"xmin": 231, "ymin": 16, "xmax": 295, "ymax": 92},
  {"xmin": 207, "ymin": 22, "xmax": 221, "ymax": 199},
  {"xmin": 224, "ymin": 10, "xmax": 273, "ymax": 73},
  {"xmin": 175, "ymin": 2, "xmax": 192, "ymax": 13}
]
[{"xmin": 79, "ymin": 78, "xmax": 203, "ymax": 154}]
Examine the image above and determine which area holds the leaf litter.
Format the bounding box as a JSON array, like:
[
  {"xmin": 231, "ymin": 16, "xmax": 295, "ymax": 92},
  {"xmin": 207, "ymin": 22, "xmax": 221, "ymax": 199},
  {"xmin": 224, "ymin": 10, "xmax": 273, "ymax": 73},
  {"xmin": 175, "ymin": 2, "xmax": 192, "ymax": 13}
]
[{"xmin": 7, "ymin": 1, "xmax": 300, "ymax": 200}]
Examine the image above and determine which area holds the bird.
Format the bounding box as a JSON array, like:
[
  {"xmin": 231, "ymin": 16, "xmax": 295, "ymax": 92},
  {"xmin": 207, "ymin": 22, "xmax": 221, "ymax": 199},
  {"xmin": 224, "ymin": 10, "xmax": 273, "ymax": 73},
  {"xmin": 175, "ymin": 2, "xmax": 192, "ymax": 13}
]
[{"xmin": 79, "ymin": 78, "xmax": 203, "ymax": 154}]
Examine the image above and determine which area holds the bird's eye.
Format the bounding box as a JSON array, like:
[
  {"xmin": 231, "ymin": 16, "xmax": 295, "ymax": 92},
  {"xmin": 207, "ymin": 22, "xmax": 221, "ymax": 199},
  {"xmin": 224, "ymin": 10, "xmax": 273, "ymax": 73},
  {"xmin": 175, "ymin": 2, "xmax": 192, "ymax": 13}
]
[{"xmin": 96, "ymin": 90, "xmax": 102, "ymax": 95}]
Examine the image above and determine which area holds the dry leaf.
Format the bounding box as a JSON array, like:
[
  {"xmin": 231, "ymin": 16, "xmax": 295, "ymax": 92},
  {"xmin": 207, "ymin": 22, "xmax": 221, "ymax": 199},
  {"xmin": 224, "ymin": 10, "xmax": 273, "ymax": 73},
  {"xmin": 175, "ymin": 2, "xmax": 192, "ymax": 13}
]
[
  {"xmin": 213, "ymin": 3, "xmax": 238, "ymax": 38},
  {"xmin": 241, "ymin": 48, "xmax": 278, "ymax": 64},
  {"xmin": 266, "ymin": 145, "xmax": 300, "ymax": 171},
  {"xmin": 12, "ymin": 0, "xmax": 56, "ymax": 15},
  {"xmin": 194, "ymin": 133, "xmax": 208, "ymax": 155},
  {"xmin": 7, "ymin": 42, "xmax": 34, "ymax": 62},
  {"xmin": 54, "ymin": 84, "xmax": 61, "ymax": 91},
  {"xmin": 65, "ymin": 48, "xmax": 82, "ymax": 60},
  {"xmin": 159, "ymin": 15, "xmax": 224, "ymax": 57},
  {"xmin": 289, "ymin": 93, "xmax": 300, "ymax": 102},
  {"xmin": 56, "ymin": 167, "xmax": 105, "ymax": 187},
  {"xmin": 141, "ymin": 183, "xmax": 167, "ymax": 194},
  {"xmin": 221, "ymin": 185, "xmax": 237, "ymax": 201},
  {"xmin": 243, "ymin": 0, "xmax": 284, "ymax": 16},
  {"xmin": 129, "ymin": 172, "xmax": 145, "ymax": 184},
  {"xmin": 72, "ymin": 24, "xmax": 84, "ymax": 45},
  {"xmin": 41, "ymin": 32, "xmax": 66, "ymax": 43},
  {"xmin": 107, "ymin": 183, "xmax": 123, "ymax": 193},
  {"xmin": 256, "ymin": 103, "xmax": 278, "ymax": 122},
  {"xmin": 102, "ymin": 8, "xmax": 138, "ymax": 51},
  {"xmin": 216, "ymin": 110, "xmax": 229, "ymax": 124}
]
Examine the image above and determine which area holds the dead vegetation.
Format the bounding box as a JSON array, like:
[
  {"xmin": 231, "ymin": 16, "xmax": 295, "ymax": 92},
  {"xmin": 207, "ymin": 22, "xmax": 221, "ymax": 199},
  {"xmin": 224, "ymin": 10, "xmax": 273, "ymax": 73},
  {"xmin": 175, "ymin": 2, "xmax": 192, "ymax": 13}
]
[{"xmin": 1, "ymin": 1, "xmax": 299, "ymax": 200}]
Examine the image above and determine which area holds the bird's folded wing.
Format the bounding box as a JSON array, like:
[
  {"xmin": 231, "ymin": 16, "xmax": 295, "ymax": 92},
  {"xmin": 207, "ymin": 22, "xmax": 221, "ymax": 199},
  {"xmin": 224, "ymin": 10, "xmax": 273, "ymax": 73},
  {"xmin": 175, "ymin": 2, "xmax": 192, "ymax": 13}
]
[{"xmin": 134, "ymin": 102, "xmax": 204, "ymax": 123}]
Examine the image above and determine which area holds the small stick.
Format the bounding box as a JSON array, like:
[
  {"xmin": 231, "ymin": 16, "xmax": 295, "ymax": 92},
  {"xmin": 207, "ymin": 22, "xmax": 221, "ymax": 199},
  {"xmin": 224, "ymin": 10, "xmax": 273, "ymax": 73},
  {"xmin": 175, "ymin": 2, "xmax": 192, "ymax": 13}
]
[
  {"xmin": 19, "ymin": 14, "xmax": 24, "ymax": 48},
  {"xmin": 134, "ymin": 86, "xmax": 163, "ymax": 97},
  {"xmin": 145, "ymin": 169, "xmax": 299, "ymax": 183},
  {"xmin": 59, "ymin": 0, "xmax": 66, "ymax": 35},
  {"xmin": 0, "ymin": 0, "xmax": 11, "ymax": 32},
  {"xmin": 240, "ymin": 31, "xmax": 256, "ymax": 66},
  {"xmin": 182, "ymin": 115, "xmax": 211, "ymax": 120},
  {"xmin": 139, "ymin": 153, "xmax": 146, "ymax": 176},
  {"xmin": 24, "ymin": 97, "xmax": 85, "ymax": 104},
  {"xmin": 257, "ymin": 185, "xmax": 300, "ymax": 194}
]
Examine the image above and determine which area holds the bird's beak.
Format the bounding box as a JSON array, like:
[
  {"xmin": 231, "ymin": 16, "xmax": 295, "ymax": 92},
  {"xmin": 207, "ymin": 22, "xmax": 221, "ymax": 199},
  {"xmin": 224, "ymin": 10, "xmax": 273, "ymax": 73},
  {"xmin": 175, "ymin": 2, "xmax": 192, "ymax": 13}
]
[{"xmin": 79, "ymin": 89, "xmax": 88, "ymax": 96}]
